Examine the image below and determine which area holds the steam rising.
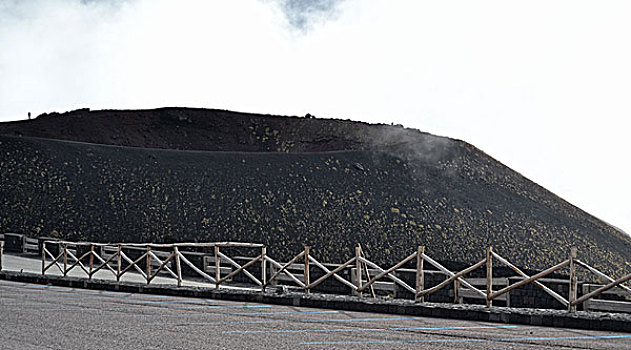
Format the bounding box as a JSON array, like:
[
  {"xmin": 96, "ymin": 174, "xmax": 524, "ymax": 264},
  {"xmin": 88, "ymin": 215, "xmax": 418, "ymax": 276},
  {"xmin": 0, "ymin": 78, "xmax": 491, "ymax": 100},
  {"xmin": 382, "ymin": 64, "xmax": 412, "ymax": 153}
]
[{"xmin": 274, "ymin": 0, "xmax": 345, "ymax": 31}]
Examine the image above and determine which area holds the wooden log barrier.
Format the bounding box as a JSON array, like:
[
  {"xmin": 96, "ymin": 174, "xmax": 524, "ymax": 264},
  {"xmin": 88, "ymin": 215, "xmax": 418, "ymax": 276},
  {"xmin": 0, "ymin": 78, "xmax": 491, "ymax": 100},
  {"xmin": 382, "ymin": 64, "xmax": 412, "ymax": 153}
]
[
  {"xmin": 355, "ymin": 245, "xmax": 362, "ymax": 297},
  {"xmin": 264, "ymin": 251, "xmax": 306, "ymax": 288},
  {"xmin": 174, "ymin": 246, "xmax": 182, "ymax": 287},
  {"xmin": 487, "ymin": 246, "xmax": 493, "ymax": 307},
  {"xmin": 305, "ymin": 246, "xmax": 311, "ymax": 294},
  {"xmin": 569, "ymin": 247, "xmax": 578, "ymax": 312},
  {"xmin": 488, "ymin": 259, "xmax": 570, "ymax": 303},
  {"xmin": 261, "ymin": 246, "xmax": 267, "ymax": 291},
  {"xmin": 491, "ymin": 251, "xmax": 569, "ymax": 307},
  {"xmin": 307, "ymin": 256, "xmax": 358, "ymax": 291},
  {"xmin": 415, "ymin": 246, "xmax": 424, "ymax": 302}
]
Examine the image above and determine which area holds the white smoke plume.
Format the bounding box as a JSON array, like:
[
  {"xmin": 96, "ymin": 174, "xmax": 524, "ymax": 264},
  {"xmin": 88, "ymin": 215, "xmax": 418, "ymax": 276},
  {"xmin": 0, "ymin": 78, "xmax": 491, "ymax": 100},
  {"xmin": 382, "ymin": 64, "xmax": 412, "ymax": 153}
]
[{"xmin": 269, "ymin": 0, "xmax": 345, "ymax": 31}]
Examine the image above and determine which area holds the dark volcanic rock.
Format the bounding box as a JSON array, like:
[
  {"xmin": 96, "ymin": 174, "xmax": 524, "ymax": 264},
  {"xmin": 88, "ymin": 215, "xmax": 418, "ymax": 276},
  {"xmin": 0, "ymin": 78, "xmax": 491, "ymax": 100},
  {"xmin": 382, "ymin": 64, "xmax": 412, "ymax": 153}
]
[{"xmin": 0, "ymin": 108, "xmax": 629, "ymax": 276}]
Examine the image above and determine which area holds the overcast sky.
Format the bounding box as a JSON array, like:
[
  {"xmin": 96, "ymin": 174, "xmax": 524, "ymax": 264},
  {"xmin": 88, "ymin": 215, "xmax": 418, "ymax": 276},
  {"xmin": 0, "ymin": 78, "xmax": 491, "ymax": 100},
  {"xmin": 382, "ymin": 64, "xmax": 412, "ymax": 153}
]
[{"xmin": 1, "ymin": 0, "xmax": 630, "ymax": 235}]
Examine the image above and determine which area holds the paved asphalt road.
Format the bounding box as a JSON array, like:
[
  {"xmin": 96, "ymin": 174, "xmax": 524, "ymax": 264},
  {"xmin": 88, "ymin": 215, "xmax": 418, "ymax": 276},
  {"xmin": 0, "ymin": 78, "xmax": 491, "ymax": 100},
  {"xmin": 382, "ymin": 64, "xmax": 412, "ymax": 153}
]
[{"xmin": 1, "ymin": 280, "xmax": 630, "ymax": 349}]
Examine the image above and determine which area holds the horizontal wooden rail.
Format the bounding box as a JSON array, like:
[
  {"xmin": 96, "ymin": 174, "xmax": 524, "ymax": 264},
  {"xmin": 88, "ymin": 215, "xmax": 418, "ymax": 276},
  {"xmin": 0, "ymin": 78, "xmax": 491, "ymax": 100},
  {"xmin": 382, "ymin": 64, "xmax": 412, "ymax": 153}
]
[
  {"xmin": 24, "ymin": 237, "xmax": 39, "ymax": 253},
  {"xmin": 43, "ymin": 241, "xmax": 264, "ymax": 249}
]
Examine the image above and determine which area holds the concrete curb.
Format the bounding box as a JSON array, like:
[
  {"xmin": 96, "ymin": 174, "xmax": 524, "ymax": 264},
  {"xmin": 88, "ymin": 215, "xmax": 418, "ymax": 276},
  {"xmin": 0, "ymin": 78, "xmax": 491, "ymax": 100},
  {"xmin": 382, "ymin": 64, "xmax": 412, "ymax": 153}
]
[{"xmin": 2, "ymin": 270, "xmax": 630, "ymax": 332}]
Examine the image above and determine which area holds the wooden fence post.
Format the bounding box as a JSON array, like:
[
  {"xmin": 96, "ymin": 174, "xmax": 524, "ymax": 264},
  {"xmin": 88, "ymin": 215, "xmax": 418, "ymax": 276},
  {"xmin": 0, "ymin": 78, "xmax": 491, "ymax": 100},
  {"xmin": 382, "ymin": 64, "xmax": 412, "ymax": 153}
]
[
  {"xmin": 89, "ymin": 244, "xmax": 95, "ymax": 279},
  {"xmin": 215, "ymin": 246, "xmax": 221, "ymax": 289},
  {"xmin": 261, "ymin": 246, "xmax": 267, "ymax": 292},
  {"xmin": 116, "ymin": 245, "xmax": 122, "ymax": 282},
  {"xmin": 569, "ymin": 247, "xmax": 578, "ymax": 312},
  {"xmin": 41, "ymin": 242, "xmax": 46, "ymax": 275},
  {"xmin": 355, "ymin": 244, "xmax": 362, "ymax": 298},
  {"xmin": 486, "ymin": 246, "xmax": 493, "ymax": 307},
  {"xmin": 63, "ymin": 244, "xmax": 68, "ymax": 277},
  {"xmin": 0, "ymin": 241, "xmax": 4, "ymax": 272},
  {"xmin": 358, "ymin": 245, "xmax": 376, "ymax": 298},
  {"xmin": 146, "ymin": 246, "xmax": 151, "ymax": 284},
  {"xmin": 304, "ymin": 246, "xmax": 311, "ymax": 294},
  {"xmin": 174, "ymin": 246, "xmax": 182, "ymax": 287},
  {"xmin": 416, "ymin": 246, "xmax": 425, "ymax": 302}
]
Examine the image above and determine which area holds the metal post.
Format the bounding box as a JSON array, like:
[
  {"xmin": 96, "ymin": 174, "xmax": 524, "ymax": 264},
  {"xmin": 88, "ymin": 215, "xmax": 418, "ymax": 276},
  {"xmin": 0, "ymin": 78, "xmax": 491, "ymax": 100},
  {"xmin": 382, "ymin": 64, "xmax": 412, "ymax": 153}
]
[
  {"xmin": 569, "ymin": 247, "xmax": 578, "ymax": 312},
  {"xmin": 486, "ymin": 246, "xmax": 493, "ymax": 307},
  {"xmin": 415, "ymin": 246, "xmax": 425, "ymax": 302}
]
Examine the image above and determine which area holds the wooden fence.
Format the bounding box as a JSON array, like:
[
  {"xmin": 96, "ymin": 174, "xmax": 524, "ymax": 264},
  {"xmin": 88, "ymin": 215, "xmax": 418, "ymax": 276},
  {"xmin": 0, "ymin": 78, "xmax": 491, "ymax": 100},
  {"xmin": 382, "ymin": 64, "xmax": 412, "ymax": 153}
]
[
  {"xmin": 23, "ymin": 237, "xmax": 39, "ymax": 254},
  {"xmin": 416, "ymin": 246, "xmax": 631, "ymax": 312},
  {"xmin": 41, "ymin": 241, "xmax": 265, "ymax": 288},
  {"xmin": 582, "ymin": 284, "xmax": 631, "ymax": 313},
  {"xmin": 12, "ymin": 240, "xmax": 628, "ymax": 313}
]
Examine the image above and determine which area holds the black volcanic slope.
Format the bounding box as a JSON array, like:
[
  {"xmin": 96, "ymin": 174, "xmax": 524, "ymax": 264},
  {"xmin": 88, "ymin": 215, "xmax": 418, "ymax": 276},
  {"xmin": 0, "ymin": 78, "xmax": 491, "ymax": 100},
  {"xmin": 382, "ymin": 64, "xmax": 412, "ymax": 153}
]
[{"xmin": 0, "ymin": 108, "xmax": 629, "ymax": 276}]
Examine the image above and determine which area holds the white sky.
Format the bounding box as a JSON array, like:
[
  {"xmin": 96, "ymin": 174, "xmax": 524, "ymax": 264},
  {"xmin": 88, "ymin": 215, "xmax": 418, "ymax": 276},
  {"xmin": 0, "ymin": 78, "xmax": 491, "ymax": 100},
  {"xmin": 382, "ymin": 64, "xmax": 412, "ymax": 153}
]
[{"xmin": 1, "ymin": 0, "xmax": 630, "ymax": 234}]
